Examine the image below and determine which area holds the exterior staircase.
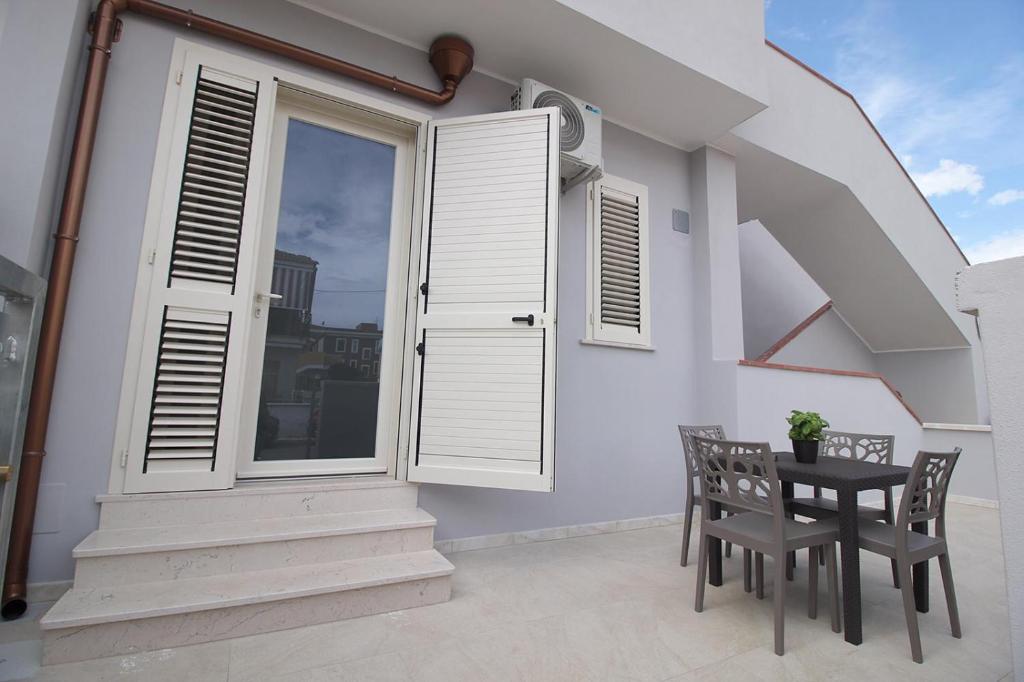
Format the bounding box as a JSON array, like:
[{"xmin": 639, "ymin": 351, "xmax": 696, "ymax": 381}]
[{"xmin": 39, "ymin": 477, "xmax": 453, "ymax": 664}]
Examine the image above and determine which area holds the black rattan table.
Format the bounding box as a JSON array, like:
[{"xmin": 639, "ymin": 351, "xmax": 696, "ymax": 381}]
[{"xmin": 706, "ymin": 452, "xmax": 923, "ymax": 646}]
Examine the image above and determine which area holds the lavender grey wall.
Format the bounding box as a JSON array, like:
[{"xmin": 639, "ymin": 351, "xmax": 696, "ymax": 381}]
[
  {"xmin": 421, "ymin": 123, "xmax": 695, "ymax": 541},
  {"xmin": 20, "ymin": 0, "xmax": 696, "ymax": 580},
  {"xmin": 0, "ymin": 0, "xmax": 91, "ymax": 275}
]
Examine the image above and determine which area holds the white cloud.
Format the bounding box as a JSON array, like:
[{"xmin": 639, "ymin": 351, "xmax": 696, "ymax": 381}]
[
  {"xmin": 962, "ymin": 228, "xmax": 1024, "ymax": 264},
  {"xmin": 911, "ymin": 159, "xmax": 984, "ymax": 198},
  {"xmin": 988, "ymin": 189, "xmax": 1024, "ymax": 206}
]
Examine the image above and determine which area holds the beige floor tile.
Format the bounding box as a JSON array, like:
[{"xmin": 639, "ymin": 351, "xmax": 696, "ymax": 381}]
[{"xmin": 2, "ymin": 502, "xmax": 1011, "ymax": 681}]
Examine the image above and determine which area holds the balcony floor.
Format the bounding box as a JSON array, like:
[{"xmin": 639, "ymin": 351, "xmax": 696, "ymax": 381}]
[{"xmin": 0, "ymin": 503, "xmax": 1011, "ymax": 681}]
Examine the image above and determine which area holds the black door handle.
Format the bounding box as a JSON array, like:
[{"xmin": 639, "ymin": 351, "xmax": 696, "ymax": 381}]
[{"xmin": 512, "ymin": 314, "xmax": 535, "ymax": 326}]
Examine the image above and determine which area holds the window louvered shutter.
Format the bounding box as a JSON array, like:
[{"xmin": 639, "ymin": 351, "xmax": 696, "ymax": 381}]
[
  {"xmin": 588, "ymin": 175, "xmax": 651, "ymax": 347},
  {"xmin": 124, "ymin": 54, "xmax": 273, "ymax": 493},
  {"xmin": 407, "ymin": 108, "xmax": 560, "ymax": 492}
]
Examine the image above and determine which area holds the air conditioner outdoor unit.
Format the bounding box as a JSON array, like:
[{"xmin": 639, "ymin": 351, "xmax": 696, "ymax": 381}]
[{"xmin": 511, "ymin": 78, "xmax": 603, "ymax": 191}]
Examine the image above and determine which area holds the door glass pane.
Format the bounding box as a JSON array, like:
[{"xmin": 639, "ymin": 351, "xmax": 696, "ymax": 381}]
[{"xmin": 255, "ymin": 118, "xmax": 395, "ymax": 461}]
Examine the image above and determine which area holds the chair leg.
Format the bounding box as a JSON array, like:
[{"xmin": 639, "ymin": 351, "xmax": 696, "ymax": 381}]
[
  {"xmin": 897, "ymin": 557, "xmax": 923, "ymax": 663},
  {"xmin": 680, "ymin": 494, "xmax": 695, "ymax": 567},
  {"xmin": 885, "ymin": 489, "xmax": 900, "ymax": 588},
  {"xmin": 808, "ymin": 546, "xmax": 819, "ymax": 620},
  {"xmin": 694, "ymin": 533, "xmax": 709, "ymax": 612},
  {"xmin": 825, "ymin": 542, "xmax": 841, "ymax": 633},
  {"xmin": 774, "ymin": 554, "xmax": 787, "ymax": 656},
  {"xmin": 725, "ymin": 512, "xmax": 732, "ymax": 558},
  {"xmin": 743, "ymin": 548, "xmax": 752, "ymax": 593},
  {"xmin": 938, "ymin": 553, "xmax": 962, "ymax": 638},
  {"xmin": 756, "ymin": 552, "xmax": 765, "ymax": 600}
]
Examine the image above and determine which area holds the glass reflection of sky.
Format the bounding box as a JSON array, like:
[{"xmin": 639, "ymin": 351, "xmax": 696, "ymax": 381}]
[{"xmin": 276, "ymin": 119, "xmax": 396, "ymax": 329}]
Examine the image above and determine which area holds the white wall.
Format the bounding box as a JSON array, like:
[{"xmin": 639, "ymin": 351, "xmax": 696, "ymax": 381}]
[
  {"xmin": 920, "ymin": 426, "xmax": 997, "ymax": 505},
  {"xmin": 771, "ymin": 309, "xmax": 876, "ymax": 373},
  {"xmin": 958, "ymin": 256, "xmax": 1024, "ymax": 679},
  {"xmin": 554, "ymin": 0, "xmax": 769, "ymax": 107},
  {"xmin": 739, "ymin": 219, "xmax": 827, "ymax": 359}
]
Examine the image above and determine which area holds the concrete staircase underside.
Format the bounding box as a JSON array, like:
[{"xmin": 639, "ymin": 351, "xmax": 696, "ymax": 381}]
[{"xmin": 39, "ymin": 478, "xmax": 453, "ymax": 665}]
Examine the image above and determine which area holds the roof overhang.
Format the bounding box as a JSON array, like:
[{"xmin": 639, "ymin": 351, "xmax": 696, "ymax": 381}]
[{"xmin": 288, "ymin": 0, "xmax": 768, "ymax": 150}]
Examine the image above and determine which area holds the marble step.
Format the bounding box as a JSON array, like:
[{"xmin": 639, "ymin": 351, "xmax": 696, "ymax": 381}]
[
  {"xmin": 73, "ymin": 508, "xmax": 438, "ymax": 587},
  {"xmin": 41, "ymin": 549, "xmax": 454, "ymax": 665},
  {"xmin": 97, "ymin": 477, "xmax": 419, "ymax": 529}
]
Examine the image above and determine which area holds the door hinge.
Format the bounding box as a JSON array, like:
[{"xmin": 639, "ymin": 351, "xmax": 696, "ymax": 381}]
[
  {"xmin": 119, "ymin": 449, "xmax": 128, "ymax": 468},
  {"xmin": 175, "ymin": 70, "xmax": 183, "ymax": 85},
  {"xmin": 147, "ymin": 249, "xmax": 156, "ymax": 265},
  {"xmin": 416, "ymin": 341, "xmax": 425, "ymax": 356},
  {"xmin": 419, "ymin": 282, "xmax": 428, "ymax": 296}
]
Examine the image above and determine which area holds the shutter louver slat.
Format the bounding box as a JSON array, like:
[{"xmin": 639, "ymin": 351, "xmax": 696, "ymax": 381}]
[
  {"xmin": 143, "ymin": 308, "xmax": 231, "ymax": 472},
  {"xmin": 599, "ymin": 187, "xmax": 642, "ymax": 333},
  {"xmin": 169, "ymin": 67, "xmax": 258, "ymax": 289}
]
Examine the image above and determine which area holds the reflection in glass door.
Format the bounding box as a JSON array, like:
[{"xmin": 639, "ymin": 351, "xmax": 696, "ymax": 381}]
[{"xmin": 244, "ymin": 97, "xmax": 411, "ymax": 476}]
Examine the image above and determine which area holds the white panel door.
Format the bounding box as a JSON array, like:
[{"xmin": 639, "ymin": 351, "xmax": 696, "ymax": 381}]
[{"xmin": 407, "ymin": 108, "xmax": 560, "ymax": 492}]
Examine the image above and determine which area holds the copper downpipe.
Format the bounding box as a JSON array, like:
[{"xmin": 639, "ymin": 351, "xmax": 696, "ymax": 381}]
[{"xmin": 2, "ymin": 0, "xmax": 473, "ymax": 619}]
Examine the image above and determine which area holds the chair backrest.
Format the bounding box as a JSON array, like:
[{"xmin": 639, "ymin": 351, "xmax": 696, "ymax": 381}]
[
  {"xmin": 896, "ymin": 448, "xmax": 961, "ymax": 542},
  {"xmin": 691, "ymin": 436, "xmax": 786, "ymax": 531},
  {"xmin": 820, "ymin": 429, "xmax": 894, "ymax": 465},
  {"xmin": 678, "ymin": 425, "xmax": 726, "ymax": 479}
]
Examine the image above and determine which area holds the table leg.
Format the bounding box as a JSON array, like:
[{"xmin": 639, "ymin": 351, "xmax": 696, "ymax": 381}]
[
  {"xmin": 708, "ymin": 499, "xmax": 723, "ymax": 587},
  {"xmin": 782, "ymin": 481, "xmax": 796, "ymax": 580},
  {"xmin": 912, "ymin": 520, "xmax": 929, "ymax": 613},
  {"xmin": 837, "ymin": 487, "xmax": 863, "ymax": 645}
]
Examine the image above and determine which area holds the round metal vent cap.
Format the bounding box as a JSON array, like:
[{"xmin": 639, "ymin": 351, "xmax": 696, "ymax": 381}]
[{"xmin": 533, "ymin": 90, "xmax": 585, "ymax": 152}]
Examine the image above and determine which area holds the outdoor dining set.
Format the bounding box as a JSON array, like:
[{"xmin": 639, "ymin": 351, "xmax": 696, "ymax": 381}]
[{"xmin": 677, "ymin": 423, "xmax": 963, "ymax": 664}]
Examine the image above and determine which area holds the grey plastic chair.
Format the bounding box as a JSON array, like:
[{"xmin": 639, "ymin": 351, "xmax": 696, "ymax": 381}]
[
  {"xmin": 691, "ymin": 436, "xmax": 841, "ymax": 656},
  {"xmin": 788, "ymin": 429, "xmax": 900, "ymax": 587},
  {"xmin": 678, "ymin": 425, "xmax": 735, "ymax": 567},
  {"xmin": 858, "ymin": 448, "xmax": 962, "ymax": 663}
]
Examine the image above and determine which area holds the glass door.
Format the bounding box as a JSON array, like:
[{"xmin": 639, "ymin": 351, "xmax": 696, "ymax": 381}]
[{"xmin": 238, "ymin": 91, "xmax": 415, "ymax": 477}]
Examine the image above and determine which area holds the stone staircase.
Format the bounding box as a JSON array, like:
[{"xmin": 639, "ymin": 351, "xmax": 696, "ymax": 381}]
[{"xmin": 39, "ymin": 477, "xmax": 453, "ymax": 664}]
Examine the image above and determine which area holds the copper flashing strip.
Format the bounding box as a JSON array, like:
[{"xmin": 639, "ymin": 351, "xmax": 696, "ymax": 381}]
[
  {"xmin": 764, "ymin": 40, "xmax": 969, "ymax": 266},
  {"xmin": 755, "ymin": 300, "xmax": 833, "ymax": 362},
  {"xmin": 738, "ymin": 359, "xmax": 923, "ymax": 425},
  {"xmin": 2, "ymin": 0, "xmax": 473, "ymax": 619}
]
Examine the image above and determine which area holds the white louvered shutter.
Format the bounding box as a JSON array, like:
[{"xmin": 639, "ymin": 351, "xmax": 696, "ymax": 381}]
[
  {"xmin": 124, "ymin": 52, "xmax": 273, "ymax": 493},
  {"xmin": 587, "ymin": 175, "xmax": 651, "ymax": 347},
  {"xmin": 407, "ymin": 108, "xmax": 560, "ymax": 492}
]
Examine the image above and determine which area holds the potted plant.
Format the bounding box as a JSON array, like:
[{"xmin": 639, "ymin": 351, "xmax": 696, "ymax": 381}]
[{"xmin": 787, "ymin": 410, "xmax": 829, "ymax": 463}]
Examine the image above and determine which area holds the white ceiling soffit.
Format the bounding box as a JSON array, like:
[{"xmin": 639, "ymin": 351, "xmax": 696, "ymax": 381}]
[
  {"xmin": 288, "ymin": 0, "xmax": 767, "ymax": 150},
  {"xmin": 732, "ymin": 140, "xmax": 968, "ymax": 352}
]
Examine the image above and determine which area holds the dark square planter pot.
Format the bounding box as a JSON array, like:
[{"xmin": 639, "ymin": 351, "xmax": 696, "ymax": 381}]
[{"xmin": 792, "ymin": 439, "xmax": 820, "ymax": 464}]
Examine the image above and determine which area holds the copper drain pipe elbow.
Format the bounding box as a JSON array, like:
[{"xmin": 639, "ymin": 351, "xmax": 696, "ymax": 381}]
[{"xmin": 2, "ymin": 0, "xmax": 473, "ymax": 619}]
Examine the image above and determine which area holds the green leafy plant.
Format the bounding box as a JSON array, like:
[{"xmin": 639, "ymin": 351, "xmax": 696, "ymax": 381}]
[{"xmin": 786, "ymin": 410, "xmax": 829, "ymax": 441}]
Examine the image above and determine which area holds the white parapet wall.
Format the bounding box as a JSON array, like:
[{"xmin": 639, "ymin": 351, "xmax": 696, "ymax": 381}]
[
  {"xmin": 957, "ymin": 255, "xmax": 1024, "ymax": 681},
  {"xmin": 922, "ymin": 424, "xmax": 998, "ymax": 507},
  {"xmin": 736, "ymin": 362, "xmax": 999, "ymax": 507}
]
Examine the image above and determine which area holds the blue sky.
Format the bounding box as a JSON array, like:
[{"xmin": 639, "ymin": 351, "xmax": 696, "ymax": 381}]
[{"xmin": 764, "ymin": 0, "xmax": 1024, "ymax": 263}]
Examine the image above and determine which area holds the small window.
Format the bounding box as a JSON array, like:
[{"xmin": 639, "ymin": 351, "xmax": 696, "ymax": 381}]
[
  {"xmin": 373, "ymin": 361, "xmax": 380, "ymax": 376},
  {"xmin": 349, "ymin": 359, "xmax": 357, "ymax": 369},
  {"xmin": 360, "ymin": 364, "xmax": 370, "ymax": 378},
  {"xmin": 585, "ymin": 174, "xmax": 651, "ymax": 349},
  {"xmin": 334, "ymin": 338, "xmax": 347, "ymax": 353},
  {"xmin": 375, "ymin": 339, "xmax": 382, "ymax": 354},
  {"xmin": 362, "ymin": 347, "xmax": 371, "ymax": 360},
  {"xmin": 351, "ymin": 338, "xmax": 359, "ymax": 353}
]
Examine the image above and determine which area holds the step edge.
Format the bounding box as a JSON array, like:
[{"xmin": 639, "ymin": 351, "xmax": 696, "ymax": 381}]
[
  {"xmin": 42, "ymin": 551, "xmax": 454, "ymax": 630},
  {"xmin": 75, "ymin": 512, "xmax": 437, "ymax": 558}
]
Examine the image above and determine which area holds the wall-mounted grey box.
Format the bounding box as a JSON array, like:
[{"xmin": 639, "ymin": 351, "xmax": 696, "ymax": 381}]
[{"xmin": 672, "ymin": 209, "xmax": 690, "ymax": 234}]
